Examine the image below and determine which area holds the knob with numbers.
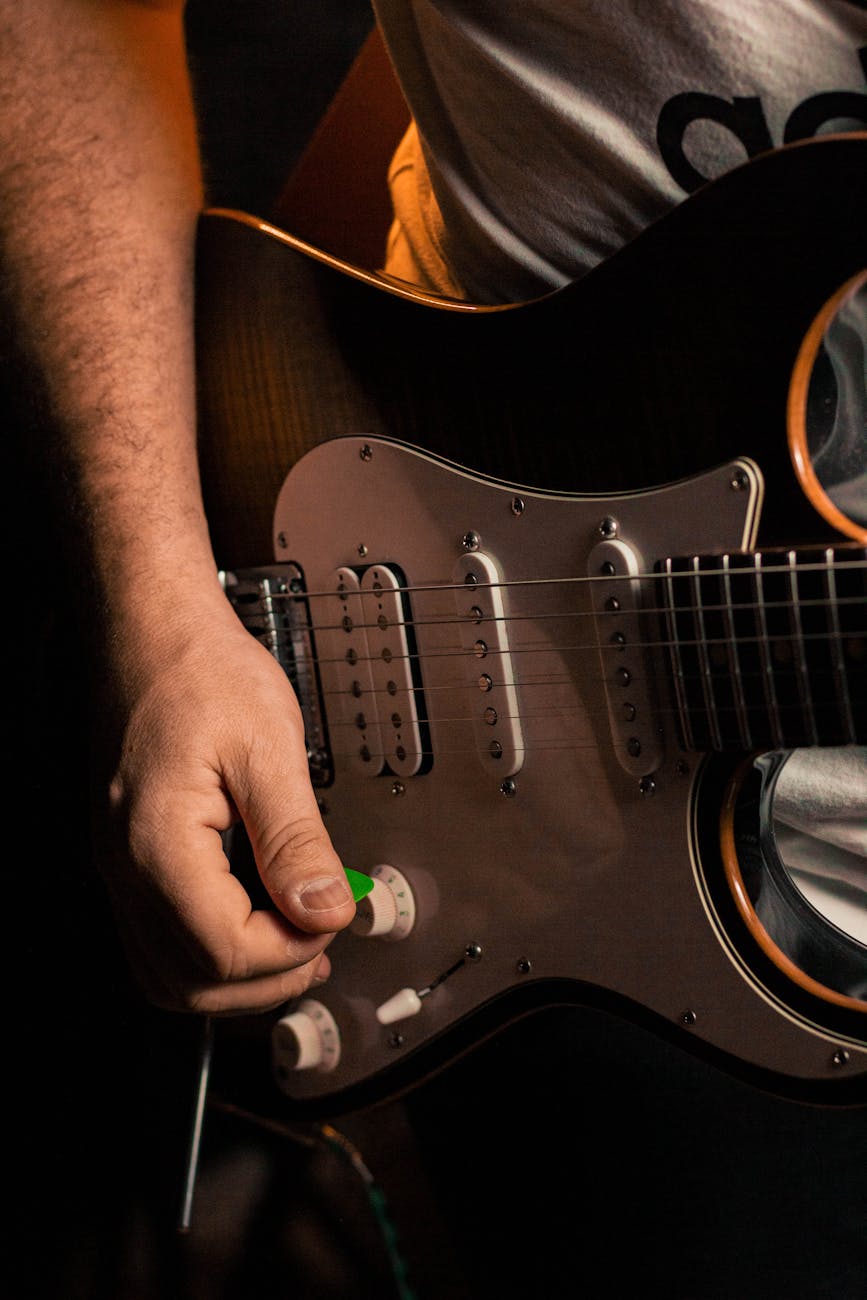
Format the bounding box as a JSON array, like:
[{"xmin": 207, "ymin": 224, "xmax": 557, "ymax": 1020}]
[
  {"xmin": 272, "ymin": 999, "xmax": 341, "ymax": 1076},
  {"xmin": 350, "ymin": 864, "xmax": 416, "ymax": 940}
]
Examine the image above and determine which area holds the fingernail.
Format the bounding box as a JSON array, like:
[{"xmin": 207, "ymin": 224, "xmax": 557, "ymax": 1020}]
[{"xmin": 299, "ymin": 875, "xmax": 352, "ymax": 914}]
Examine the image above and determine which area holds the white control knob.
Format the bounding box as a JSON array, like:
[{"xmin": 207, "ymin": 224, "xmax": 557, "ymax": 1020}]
[
  {"xmin": 272, "ymin": 999, "xmax": 341, "ymax": 1076},
  {"xmin": 350, "ymin": 864, "xmax": 416, "ymax": 941}
]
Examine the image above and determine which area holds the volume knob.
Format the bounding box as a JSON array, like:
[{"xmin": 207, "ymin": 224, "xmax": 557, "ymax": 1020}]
[
  {"xmin": 272, "ymin": 999, "xmax": 341, "ymax": 1076},
  {"xmin": 350, "ymin": 864, "xmax": 416, "ymax": 940}
]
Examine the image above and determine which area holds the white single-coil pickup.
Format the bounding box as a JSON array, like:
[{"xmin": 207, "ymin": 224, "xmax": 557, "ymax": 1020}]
[
  {"xmin": 316, "ymin": 568, "xmax": 384, "ymax": 775},
  {"xmin": 360, "ymin": 565, "xmax": 424, "ymax": 777},
  {"xmin": 588, "ymin": 538, "xmax": 662, "ymax": 775},
  {"xmin": 452, "ymin": 551, "xmax": 524, "ymax": 776}
]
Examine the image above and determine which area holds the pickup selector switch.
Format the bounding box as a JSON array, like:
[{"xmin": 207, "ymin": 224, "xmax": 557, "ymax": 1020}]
[
  {"xmin": 350, "ymin": 864, "xmax": 416, "ymax": 941},
  {"xmin": 376, "ymin": 987, "xmax": 424, "ymax": 1025},
  {"xmin": 272, "ymin": 999, "xmax": 341, "ymax": 1076}
]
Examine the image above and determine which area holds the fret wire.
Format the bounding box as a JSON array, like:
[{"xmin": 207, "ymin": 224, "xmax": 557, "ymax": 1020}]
[
  {"xmin": 721, "ymin": 553, "xmax": 752, "ymax": 749},
  {"xmin": 825, "ymin": 547, "xmax": 856, "ymax": 743},
  {"xmin": 686, "ymin": 559, "xmax": 717, "ymax": 754},
  {"xmin": 786, "ymin": 550, "xmax": 818, "ymax": 746},
  {"xmin": 753, "ymin": 555, "xmax": 783, "ymax": 749}
]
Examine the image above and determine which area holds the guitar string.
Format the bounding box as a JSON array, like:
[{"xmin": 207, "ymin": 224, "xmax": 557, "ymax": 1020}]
[
  {"xmin": 298, "ymin": 732, "xmax": 867, "ymax": 762},
  {"xmin": 244, "ymin": 601, "xmax": 866, "ymax": 695},
  {"xmin": 263, "ymin": 638, "xmax": 865, "ymax": 754},
  {"xmin": 319, "ymin": 697, "xmax": 867, "ymax": 731},
  {"xmin": 316, "ymin": 683, "xmax": 865, "ymax": 716},
  {"xmin": 243, "ymin": 552, "xmax": 867, "ymax": 605},
  {"xmin": 243, "ymin": 668, "xmax": 860, "ymax": 763},
  {"xmin": 233, "ymin": 561, "xmax": 866, "ymax": 744},
  {"xmin": 313, "ymin": 693, "xmax": 867, "ymax": 757},
  {"xmin": 249, "ymin": 598, "xmax": 867, "ymax": 640},
  {"xmin": 240, "ymin": 599, "xmax": 867, "ymax": 658},
  {"xmin": 244, "ymin": 571, "xmax": 867, "ymax": 631},
  {"xmin": 311, "ymin": 654, "xmax": 867, "ymax": 701},
  {"xmin": 251, "ymin": 632, "xmax": 867, "ymax": 688},
  {"xmin": 276, "ymin": 648, "xmax": 865, "ymax": 743}
]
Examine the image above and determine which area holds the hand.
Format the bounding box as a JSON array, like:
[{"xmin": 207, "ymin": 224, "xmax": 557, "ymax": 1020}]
[{"xmin": 92, "ymin": 592, "xmax": 356, "ymax": 1015}]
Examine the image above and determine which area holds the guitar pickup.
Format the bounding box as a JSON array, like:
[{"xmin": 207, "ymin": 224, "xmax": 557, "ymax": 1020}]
[
  {"xmin": 359, "ymin": 564, "xmax": 425, "ymax": 777},
  {"xmin": 453, "ymin": 550, "xmax": 524, "ymax": 777},
  {"xmin": 315, "ymin": 564, "xmax": 425, "ymax": 777},
  {"xmin": 588, "ymin": 538, "xmax": 662, "ymax": 775}
]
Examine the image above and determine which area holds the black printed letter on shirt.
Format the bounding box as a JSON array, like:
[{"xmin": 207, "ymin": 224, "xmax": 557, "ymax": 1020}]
[
  {"xmin": 656, "ymin": 93, "xmax": 773, "ymax": 193},
  {"xmin": 785, "ymin": 46, "xmax": 867, "ymax": 139}
]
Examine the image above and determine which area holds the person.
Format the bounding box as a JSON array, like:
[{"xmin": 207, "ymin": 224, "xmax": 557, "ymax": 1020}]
[
  {"xmin": 2, "ymin": 0, "xmax": 359, "ymax": 1019},
  {"xmin": 3, "ymin": 3, "xmax": 865, "ymax": 1297}
]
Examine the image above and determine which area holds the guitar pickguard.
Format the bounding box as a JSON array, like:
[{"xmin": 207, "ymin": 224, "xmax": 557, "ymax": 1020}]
[
  {"xmin": 223, "ymin": 436, "xmax": 866, "ymax": 1107},
  {"xmin": 200, "ymin": 138, "xmax": 867, "ymax": 1111}
]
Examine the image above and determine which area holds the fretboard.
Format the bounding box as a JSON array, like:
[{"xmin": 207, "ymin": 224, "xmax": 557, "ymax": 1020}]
[{"xmin": 659, "ymin": 545, "xmax": 867, "ymax": 751}]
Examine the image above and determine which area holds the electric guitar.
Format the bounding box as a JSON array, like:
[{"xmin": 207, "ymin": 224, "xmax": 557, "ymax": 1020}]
[{"xmin": 195, "ymin": 134, "xmax": 867, "ymax": 1114}]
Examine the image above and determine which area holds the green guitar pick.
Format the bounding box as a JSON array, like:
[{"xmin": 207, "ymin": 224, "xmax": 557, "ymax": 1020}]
[{"xmin": 344, "ymin": 867, "xmax": 375, "ymax": 901}]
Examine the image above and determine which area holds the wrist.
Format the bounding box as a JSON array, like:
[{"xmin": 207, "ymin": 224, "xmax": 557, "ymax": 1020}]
[{"xmin": 79, "ymin": 499, "xmax": 234, "ymax": 681}]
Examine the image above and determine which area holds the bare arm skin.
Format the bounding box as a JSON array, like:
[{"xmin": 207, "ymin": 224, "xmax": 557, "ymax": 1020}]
[{"xmin": 1, "ymin": 0, "xmax": 355, "ymax": 1013}]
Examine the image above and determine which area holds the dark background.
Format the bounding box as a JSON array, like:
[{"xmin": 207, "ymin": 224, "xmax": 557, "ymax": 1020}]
[
  {"xmin": 185, "ymin": 0, "xmax": 375, "ymax": 217},
  {"xmin": 8, "ymin": 4, "xmax": 867, "ymax": 1298}
]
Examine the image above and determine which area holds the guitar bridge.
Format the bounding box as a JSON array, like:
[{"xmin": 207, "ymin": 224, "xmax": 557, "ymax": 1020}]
[{"xmin": 222, "ymin": 564, "xmax": 333, "ymax": 786}]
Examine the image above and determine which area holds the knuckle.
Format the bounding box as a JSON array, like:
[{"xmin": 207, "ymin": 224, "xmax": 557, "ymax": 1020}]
[
  {"xmin": 260, "ymin": 815, "xmax": 332, "ymax": 875},
  {"xmin": 186, "ymin": 986, "xmax": 220, "ymax": 1016},
  {"xmin": 183, "ymin": 963, "xmax": 320, "ymax": 1018},
  {"xmin": 275, "ymin": 962, "xmax": 320, "ymax": 1002},
  {"xmin": 198, "ymin": 936, "xmax": 251, "ymax": 985}
]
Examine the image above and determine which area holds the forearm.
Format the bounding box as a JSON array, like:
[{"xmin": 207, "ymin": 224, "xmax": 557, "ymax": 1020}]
[
  {"xmin": 1, "ymin": 1, "xmax": 213, "ymax": 656},
  {"xmin": 2, "ymin": 2, "xmax": 356, "ymax": 1013}
]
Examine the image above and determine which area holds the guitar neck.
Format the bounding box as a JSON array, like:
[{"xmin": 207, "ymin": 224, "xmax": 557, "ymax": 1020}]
[{"xmin": 660, "ymin": 543, "xmax": 867, "ymax": 751}]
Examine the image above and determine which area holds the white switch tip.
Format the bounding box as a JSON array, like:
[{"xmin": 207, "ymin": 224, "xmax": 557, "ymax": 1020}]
[{"xmin": 375, "ymin": 987, "xmax": 423, "ymax": 1025}]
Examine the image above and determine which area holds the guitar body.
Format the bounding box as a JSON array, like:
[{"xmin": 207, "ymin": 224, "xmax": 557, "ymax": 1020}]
[{"xmin": 195, "ymin": 135, "xmax": 867, "ymax": 1112}]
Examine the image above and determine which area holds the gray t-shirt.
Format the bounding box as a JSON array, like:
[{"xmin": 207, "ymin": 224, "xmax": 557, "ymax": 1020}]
[
  {"xmin": 372, "ymin": 0, "xmax": 867, "ymax": 948},
  {"xmin": 374, "ymin": 0, "xmax": 867, "ymax": 301}
]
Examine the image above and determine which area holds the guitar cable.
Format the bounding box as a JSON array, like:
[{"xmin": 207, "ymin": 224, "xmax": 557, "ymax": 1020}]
[
  {"xmin": 178, "ymin": 1013, "xmax": 214, "ymax": 1235},
  {"xmin": 177, "ymin": 1013, "xmax": 417, "ymax": 1300}
]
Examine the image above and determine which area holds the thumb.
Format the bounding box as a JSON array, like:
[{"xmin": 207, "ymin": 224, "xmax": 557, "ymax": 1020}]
[
  {"xmin": 238, "ymin": 766, "xmax": 356, "ymax": 937},
  {"xmin": 263, "ymin": 809, "xmax": 356, "ymax": 935}
]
